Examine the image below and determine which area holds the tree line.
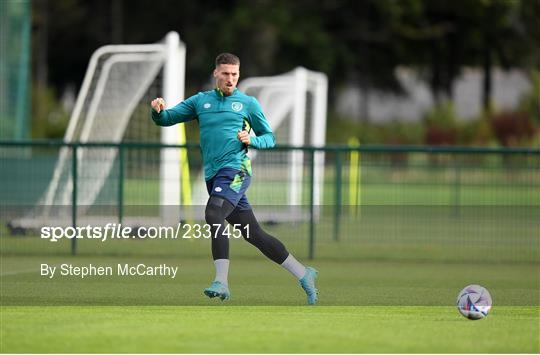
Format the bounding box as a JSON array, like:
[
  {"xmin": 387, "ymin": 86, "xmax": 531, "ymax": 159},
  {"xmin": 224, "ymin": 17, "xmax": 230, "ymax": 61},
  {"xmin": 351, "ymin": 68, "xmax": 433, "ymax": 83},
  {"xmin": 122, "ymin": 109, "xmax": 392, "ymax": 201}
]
[{"xmin": 32, "ymin": 0, "xmax": 540, "ymax": 134}]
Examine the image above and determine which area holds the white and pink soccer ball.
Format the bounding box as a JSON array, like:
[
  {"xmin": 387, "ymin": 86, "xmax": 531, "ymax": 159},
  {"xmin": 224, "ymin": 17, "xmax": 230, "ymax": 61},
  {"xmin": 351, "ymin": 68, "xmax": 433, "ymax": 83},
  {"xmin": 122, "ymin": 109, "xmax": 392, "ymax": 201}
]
[{"xmin": 456, "ymin": 284, "xmax": 493, "ymax": 320}]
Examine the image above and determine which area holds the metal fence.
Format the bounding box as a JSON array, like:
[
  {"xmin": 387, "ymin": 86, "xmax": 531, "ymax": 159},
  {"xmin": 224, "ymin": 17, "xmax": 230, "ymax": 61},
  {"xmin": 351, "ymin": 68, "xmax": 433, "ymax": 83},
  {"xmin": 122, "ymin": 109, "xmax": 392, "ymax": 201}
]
[{"xmin": 1, "ymin": 141, "xmax": 539, "ymax": 262}]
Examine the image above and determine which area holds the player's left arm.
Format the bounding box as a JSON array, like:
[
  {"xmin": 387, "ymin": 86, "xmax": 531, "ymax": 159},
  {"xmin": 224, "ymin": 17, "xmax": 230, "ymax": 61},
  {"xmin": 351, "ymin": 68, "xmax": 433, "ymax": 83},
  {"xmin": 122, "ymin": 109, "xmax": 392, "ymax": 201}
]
[{"xmin": 244, "ymin": 97, "xmax": 275, "ymax": 149}]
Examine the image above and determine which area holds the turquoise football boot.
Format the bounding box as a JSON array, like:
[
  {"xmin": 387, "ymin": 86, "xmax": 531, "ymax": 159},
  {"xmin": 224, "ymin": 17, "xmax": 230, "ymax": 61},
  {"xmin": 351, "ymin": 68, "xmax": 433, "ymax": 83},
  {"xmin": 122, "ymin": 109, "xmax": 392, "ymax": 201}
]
[
  {"xmin": 203, "ymin": 281, "xmax": 231, "ymax": 301},
  {"xmin": 299, "ymin": 267, "xmax": 318, "ymax": 305}
]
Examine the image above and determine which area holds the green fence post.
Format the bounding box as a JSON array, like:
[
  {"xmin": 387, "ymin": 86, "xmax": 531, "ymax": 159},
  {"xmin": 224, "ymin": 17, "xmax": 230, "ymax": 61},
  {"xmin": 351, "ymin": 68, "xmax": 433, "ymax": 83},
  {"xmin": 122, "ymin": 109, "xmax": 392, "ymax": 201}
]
[
  {"xmin": 71, "ymin": 144, "xmax": 78, "ymax": 256},
  {"xmin": 308, "ymin": 149, "xmax": 316, "ymax": 260},
  {"xmin": 118, "ymin": 144, "xmax": 124, "ymax": 224},
  {"xmin": 333, "ymin": 151, "xmax": 342, "ymax": 241}
]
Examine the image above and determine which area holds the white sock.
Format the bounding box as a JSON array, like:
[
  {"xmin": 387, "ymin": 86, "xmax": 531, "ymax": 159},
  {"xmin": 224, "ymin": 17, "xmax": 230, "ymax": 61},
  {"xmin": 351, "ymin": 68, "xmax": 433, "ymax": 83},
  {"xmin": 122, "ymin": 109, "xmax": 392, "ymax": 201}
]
[
  {"xmin": 213, "ymin": 259, "xmax": 229, "ymax": 285},
  {"xmin": 280, "ymin": 254, "xmax": 306, "ymax": 280}
]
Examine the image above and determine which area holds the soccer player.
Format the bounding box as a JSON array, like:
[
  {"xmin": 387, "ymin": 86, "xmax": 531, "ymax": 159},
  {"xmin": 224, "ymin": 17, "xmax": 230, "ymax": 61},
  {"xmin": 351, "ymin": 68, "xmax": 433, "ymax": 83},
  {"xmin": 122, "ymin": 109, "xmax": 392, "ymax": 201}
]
[{"xmin": 150, "ymin": 53, "xmax": 318, "ymax": 305}]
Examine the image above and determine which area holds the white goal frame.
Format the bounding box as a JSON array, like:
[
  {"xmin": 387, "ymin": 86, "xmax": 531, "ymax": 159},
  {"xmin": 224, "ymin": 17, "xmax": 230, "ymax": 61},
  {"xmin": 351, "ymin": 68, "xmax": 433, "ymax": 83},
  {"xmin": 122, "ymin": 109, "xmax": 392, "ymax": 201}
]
[
  {"xmin": 38, "ymin": 32, "xmax": 185, "ymax": 224},
  {"xmin": 239, "ymin": 67, "xmax": 328, "ymax": 207}
]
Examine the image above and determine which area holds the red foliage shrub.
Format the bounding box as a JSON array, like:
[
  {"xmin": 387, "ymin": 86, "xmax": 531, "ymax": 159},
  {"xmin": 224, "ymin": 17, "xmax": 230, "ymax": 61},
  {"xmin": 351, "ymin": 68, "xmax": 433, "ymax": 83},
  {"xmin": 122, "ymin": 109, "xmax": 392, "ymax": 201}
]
[{"xmin": 491, "ymin": 111, "xmax": 535, "ymax": 147}]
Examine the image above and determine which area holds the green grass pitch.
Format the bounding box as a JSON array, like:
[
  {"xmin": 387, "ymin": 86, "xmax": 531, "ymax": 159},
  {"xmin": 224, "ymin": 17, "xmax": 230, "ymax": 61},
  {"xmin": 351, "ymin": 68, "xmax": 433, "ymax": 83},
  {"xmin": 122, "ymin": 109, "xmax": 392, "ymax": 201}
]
[
  {"xmin": 1, "ymin": 248, "xmax": 539, "ymax": 353},
  {"xmin": 2, "ymin": 306, "xmax": 538, "ymax": 353}
]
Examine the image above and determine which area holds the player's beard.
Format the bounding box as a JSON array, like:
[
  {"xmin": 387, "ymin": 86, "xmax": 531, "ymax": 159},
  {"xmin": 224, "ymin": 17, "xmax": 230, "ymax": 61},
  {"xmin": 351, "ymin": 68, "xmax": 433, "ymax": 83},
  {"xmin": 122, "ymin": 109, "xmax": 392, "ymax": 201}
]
[{"xmin": 222, "ymin": 84, "xmax": 234, "ymax": 95}]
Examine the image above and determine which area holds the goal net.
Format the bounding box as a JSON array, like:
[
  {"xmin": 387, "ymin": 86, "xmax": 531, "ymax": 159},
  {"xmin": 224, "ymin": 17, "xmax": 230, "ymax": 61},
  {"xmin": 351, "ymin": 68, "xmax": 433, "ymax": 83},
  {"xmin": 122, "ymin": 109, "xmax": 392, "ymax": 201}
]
[{"xmin": 14, "ymin": 32, "xmax": 186, "ymax": 228}]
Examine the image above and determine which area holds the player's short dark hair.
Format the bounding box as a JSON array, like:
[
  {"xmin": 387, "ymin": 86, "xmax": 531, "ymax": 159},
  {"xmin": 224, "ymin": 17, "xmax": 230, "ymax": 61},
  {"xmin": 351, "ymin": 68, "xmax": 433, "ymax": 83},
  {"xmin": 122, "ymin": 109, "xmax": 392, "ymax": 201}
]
[{"xmin": 215, "ymin": 53, "xmax": 240, "ymax": 67}]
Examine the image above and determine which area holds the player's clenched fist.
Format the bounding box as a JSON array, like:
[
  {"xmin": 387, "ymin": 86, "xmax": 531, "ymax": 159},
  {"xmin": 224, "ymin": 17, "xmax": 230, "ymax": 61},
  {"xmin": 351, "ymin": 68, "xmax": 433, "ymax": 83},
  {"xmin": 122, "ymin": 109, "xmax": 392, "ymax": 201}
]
[
  {"xmin": 151, "ymin": 98, "xmax": 166, "ymax": 113},
  {"xmin": 237, "ymin": 130, "xmax": 250, "ymax": 145}
]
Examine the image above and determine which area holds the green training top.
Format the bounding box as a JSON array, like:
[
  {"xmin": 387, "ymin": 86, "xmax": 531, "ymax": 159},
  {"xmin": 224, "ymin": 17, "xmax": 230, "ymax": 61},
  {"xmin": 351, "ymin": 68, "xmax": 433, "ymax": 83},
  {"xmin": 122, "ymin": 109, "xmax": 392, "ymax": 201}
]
[{"xmin": 152, "ymin": 88, "xmax": 275, "ymax": 181}]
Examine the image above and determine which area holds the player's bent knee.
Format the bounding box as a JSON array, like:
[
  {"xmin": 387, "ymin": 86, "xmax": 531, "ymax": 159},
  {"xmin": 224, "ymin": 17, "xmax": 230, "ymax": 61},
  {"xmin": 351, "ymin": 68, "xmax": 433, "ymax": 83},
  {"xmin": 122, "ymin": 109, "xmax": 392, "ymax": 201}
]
[
  {"xmin": 205, "ymin": 203, "xmax": 225, "ymax": 225},
  {"xmin": 205, "ymin": 196, "xmax": 235, "ymax": 225}
]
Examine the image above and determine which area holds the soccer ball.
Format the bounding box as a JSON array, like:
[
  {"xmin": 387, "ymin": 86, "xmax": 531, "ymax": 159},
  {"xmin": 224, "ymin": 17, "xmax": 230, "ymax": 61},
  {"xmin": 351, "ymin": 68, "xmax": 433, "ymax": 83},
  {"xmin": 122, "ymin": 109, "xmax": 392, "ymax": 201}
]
[{"xmin": 456, "ymin": 284, "xmax": 492, "ymax": 320}]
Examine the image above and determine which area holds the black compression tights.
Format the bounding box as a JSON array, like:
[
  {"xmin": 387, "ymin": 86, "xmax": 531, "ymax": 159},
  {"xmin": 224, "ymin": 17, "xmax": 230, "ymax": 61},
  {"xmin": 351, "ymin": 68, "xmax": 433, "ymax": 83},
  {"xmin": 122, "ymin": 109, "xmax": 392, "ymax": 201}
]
[
  {"xmin": 205, "ymin": 196, "xmax": 289, "ymax": 264},
  {"xmin": 205, "ymin": 196, "xmax": 235, "ymax": 260}
]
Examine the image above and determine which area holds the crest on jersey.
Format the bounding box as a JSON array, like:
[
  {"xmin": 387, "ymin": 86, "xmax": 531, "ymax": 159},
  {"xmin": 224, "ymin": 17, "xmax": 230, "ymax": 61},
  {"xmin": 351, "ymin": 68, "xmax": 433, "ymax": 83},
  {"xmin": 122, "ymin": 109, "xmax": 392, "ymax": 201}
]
[
  {"xmin": 203, "ymin": 103, "xmax": 211, "ymax": 109},
  {"xmin": 231, "ymin": 102, "xmax": 243, "ymax": 112}
]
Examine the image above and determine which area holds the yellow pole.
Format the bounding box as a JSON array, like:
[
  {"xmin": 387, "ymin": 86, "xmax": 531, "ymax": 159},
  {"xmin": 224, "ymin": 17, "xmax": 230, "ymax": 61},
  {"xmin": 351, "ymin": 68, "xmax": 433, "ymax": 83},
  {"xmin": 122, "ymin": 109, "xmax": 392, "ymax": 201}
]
[
  {"xmin": 179, "ymin": 124, "xmax": 191, "ymax": 205},
  {"xmin": 178, "ymin": 124, "xmax": 193, "ymax": 225},
  {"xmin": 357, "ymin": 141, "xmax": 361, "ymax": 214},
  {"xmin": 348, "ymin": 137, "xmax": 359, "ymax": 215}
]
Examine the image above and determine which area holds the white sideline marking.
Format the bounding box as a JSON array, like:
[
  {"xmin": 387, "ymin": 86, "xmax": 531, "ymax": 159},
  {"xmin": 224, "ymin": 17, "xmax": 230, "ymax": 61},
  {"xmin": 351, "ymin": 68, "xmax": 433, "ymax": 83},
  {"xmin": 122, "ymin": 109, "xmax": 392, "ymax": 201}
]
[
  {"xmin": 0, "ymin": 268, "xmax": 38, "ymax": 276},
  {"xmin": 0, "ymin": 264, "xmax": 61, "ymax": 277}
]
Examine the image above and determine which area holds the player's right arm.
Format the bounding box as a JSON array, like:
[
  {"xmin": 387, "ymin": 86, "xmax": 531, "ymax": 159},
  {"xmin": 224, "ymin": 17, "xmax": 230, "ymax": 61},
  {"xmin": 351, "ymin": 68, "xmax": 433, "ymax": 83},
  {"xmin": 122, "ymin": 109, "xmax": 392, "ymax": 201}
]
[{"xmin": 151, "ymin": 95, "xmax": 198, "ymax": 126}]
